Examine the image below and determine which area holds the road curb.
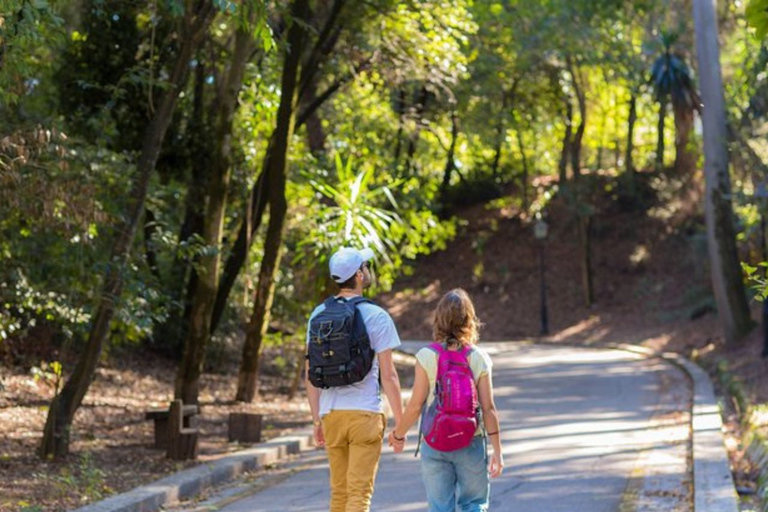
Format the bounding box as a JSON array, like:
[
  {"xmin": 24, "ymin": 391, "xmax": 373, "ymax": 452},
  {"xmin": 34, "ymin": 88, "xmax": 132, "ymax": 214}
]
[
  {"xmin": 73, "ymin": 350, "xmax": 417, "ymax": 512},
  {"xmin": 71, "ymin": 433, "xmax": 315, "ymax": 512},
  {"xmin": 608, "ymin": 343, "xmax": 739, "ymax": 512}
]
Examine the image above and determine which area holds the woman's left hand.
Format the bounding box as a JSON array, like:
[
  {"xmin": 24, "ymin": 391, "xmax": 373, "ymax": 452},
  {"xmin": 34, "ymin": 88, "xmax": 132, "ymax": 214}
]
[{"xmin": 488, "ymin": 451, "xmax": 504, "ymax": 478}]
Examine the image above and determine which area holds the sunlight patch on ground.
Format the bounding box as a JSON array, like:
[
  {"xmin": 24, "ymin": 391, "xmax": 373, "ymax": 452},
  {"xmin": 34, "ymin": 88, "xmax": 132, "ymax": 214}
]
[
  {"xmin": 630, "ymin": 244, "xmax": 650, "ymax": 267},
  {"xmin": 387, "ymin": 280, "xmax": 441, "ymax": 318},
  {"xmin": 549, "ymin": 315, "xmax": 602, "ymax": 342}
]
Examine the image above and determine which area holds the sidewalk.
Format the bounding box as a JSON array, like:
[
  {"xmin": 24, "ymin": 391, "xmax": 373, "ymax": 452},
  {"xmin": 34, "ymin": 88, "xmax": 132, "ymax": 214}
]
[{"xmin": 72, "ymin": 343, "xmax": 738, "ymax": 512}]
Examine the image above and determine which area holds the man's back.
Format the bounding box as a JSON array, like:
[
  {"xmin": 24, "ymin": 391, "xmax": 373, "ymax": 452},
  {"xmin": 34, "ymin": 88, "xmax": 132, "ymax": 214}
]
[{"xmin": 307, "ymin": 299, "xmax": 399, "ymax": 416}]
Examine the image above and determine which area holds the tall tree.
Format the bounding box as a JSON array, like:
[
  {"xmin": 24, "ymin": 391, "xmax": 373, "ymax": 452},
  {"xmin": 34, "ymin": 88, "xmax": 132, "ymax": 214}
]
[
  {"xmin": 650, "ymin": 33, "xmax": 700, "ymax": 174},
  {"xmin": 39, "ymin": 0, "xmax": 217, "ymax": 459},
  {"xmin": 692, "ymin": 0, "xmax": 753, "ymax": 344},
  {"xmin": 568, "ymin": 57, "xmax": 587, "ymax": 179},
  {"xmin": 175, "ymin": 13, "xmax": 258, "ymax": 404},
  {"xmin": 235, "ymin": 0, "xmax": 310, "ymax": 402}
]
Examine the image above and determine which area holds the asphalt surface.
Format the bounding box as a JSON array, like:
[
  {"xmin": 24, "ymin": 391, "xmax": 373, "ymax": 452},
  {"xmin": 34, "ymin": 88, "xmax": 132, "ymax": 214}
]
[{"xmin": 169, "ymin": 344, "xmax": 692, "ymax": 512}]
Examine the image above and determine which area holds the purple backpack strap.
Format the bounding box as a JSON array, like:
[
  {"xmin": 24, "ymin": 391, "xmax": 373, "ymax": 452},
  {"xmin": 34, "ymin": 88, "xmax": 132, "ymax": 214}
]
[{"xmin": 429, "ymin": 342, "xmax": 445, "ymax": 354}]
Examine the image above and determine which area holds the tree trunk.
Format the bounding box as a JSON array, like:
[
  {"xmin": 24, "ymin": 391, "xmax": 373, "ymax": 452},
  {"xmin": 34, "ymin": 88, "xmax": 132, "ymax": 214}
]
[
  {"xmin": 153, "ymin": 54, "xmax": 208, "ymax": 358},
  {"xmin": 210, "ymin": 168, "xmax": 268, "ymax": 334},
  {"xmin": 624, "ymin": 93, "xmax": 638, "ymax": 195},
  {"xmin": 439, "ymin": 108, "xmax": 459, "ymax": 202},
  {"xmin": 403, "ymin": 86, "xmax": 429, "ymax": 177},
  {"xmin": 516, "ymin": 127, "xmax": 529, "ymax": 211},
  {"xmin": 39, "ymin": 3, "xmax": 215, "ymax": 460},
  {"xmin": 175, "ymin": 22, "xmax": 256, "ymax": 405},
  {"xmin": 656, "ymin": 100, "xmax": 667, "ymax": 172},
  {"xmin": 673, "ymin": 107, "xmax": 696, "ymax": 174},
  {"xmin": 393, "ymin": 88, "xmax": 406, "ymax": 171},
  {"xmin": 579, "ymin": 215, "xmax": 594, "ymax": 307},
  {"xmin": 303, "ymin": 77, "xmax": 327, "ymax": 157},
  {"xmin": 558, "ymin": 99, "xmax": 573, "ymax": 183},
  {"xmin": 490, "ymin": 91, "xmax": 509, "ymax": 180},
  {"xmin": 625, "ymin": 94, "xmax": 637, "ymax": 176},
  {"xmin": 570, "ymin": 73, "xmax": 586, "ymax": 179},
  {"xmin": 693, "ymin": 0, "xmax": 753, "ymax": 344},
  {"xmin": 210, "ymin": 6, "xmax": 359, "ymax": 336},
  {"xmin": 143, "ymin": 208, "xmax": 161, "ymax": 280},
  {"xmin": 235, "ymin": 0, "xmax": 309, "ymax": 403}
]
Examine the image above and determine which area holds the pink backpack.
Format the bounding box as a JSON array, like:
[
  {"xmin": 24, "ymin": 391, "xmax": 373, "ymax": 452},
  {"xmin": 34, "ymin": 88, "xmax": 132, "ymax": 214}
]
[{"xmin": 419, "ymin": 343, "xmax": 479, "ymax": 452}]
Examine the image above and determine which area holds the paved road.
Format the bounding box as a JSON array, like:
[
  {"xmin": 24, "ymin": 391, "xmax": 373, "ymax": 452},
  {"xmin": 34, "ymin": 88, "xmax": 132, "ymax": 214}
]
[{"xmin": 174, "ymin": 344, "xmax": 691, "ymax": 512}]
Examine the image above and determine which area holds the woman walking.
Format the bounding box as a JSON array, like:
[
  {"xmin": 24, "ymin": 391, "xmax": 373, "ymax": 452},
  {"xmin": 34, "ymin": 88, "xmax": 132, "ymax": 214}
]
[{"xmin": 390, "ymin": 288, "xmax": 504, "ymax": 511}]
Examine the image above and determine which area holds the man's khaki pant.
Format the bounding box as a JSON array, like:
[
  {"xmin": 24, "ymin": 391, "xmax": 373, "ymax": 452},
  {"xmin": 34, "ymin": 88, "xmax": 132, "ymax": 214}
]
[{"xmin": 322, "ymin": 410, "xmax": 386, "ymax": 512}]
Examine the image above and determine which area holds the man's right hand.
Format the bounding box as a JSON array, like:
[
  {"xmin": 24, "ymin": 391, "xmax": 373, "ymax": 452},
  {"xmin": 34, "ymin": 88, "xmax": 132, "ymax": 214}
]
[{"xmin": 314, "ymin": 422, "xmax": 325, "ymax": 448}]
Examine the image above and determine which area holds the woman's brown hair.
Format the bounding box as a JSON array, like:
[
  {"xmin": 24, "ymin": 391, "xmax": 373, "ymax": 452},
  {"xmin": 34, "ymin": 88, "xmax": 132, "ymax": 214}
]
[{"xmin": 432, "ymin": 288, "xmax": 482, "ymax": 346}]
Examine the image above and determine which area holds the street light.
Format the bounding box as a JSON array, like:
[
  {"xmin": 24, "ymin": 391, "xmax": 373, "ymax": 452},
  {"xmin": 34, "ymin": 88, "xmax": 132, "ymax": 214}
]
[{"xmin": 534, "ymin": 214, "xmax": 549, "ymax": 336}]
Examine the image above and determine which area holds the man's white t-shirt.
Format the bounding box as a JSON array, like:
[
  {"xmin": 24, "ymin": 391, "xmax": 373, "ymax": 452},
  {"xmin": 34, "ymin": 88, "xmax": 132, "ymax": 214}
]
[{"xmin": 306, "ymin": 298, "xmax": 401, "ymax": 417}]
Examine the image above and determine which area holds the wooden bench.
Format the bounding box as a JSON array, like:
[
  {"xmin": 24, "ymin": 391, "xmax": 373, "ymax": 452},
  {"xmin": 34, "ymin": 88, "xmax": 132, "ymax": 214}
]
[
  {"xmin": 166, "ymin": 399, "xmax": 198, "ymax": 460},
  {"xmin": 145, "ymin": 402, "xmax": 198, "ymax": 450}
]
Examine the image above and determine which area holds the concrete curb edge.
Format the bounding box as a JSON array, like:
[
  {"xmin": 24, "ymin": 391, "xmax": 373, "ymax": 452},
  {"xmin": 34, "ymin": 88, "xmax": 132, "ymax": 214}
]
[
  {"xmin": 70, "ymin": 433, "xmax": 315, "ymax": 512},
  {"xmin": 71, "ymin": 350, "xmax": 419, "ymax": 512},
  {"xmin": 609, "ymin": 343, "xmax": 739, "ymax": 512}
]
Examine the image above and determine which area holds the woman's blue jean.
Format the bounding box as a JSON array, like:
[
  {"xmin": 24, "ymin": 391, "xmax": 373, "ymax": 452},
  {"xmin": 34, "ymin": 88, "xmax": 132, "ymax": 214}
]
[{"xmin": 420, "ymin": 436, "xmax": 490, "ymax": 512}]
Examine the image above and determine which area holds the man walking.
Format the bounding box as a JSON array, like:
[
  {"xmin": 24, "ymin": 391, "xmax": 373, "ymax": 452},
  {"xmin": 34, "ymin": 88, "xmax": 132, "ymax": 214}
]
[{"xmin": 305, "ymin": 247, "xmax": 404, "ymax": 512}]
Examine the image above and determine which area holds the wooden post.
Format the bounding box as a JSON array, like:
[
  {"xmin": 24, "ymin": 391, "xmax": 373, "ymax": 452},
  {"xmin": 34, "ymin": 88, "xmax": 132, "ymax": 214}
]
[
  {"xmin": 229, "ymin": 413, "xmax": 263, "ymax": 444},
  {"xmin": 167, "ymin": 400, "xmax": 198, "ymax": 460}
]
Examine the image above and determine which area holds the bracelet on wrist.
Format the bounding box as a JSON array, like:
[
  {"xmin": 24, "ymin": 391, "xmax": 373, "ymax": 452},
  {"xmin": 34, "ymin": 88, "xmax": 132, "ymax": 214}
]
[
  {"xmin": 313, "ymin": 419, "xmax": 322, "ymax": 427},
  {"xmin": 393, "ymin": 432, "xmax": 405, "ymax": 441},
  {"xmin": 486, "ymin": 431, "xmax": 499, "ymax": 436}
]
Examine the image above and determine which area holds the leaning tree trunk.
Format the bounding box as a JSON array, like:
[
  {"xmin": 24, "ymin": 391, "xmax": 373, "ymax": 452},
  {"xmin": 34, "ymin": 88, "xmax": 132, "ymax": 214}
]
[
  {"xmin": 673, "ymin": 107, "xmax": 696, "ymax": 174},
  {"xmin": 39, "ymin": 3, "xmax": 215, "ymax": 460},
  {"xmin": 693, "ymin": 0, "xmax": 753, "ymax": 344},
  {"xmin": 175, "ymin": 21, "xmax": 255, "ymax": 405},
  {"xmin": 656, "ymin": 100, "xmax": 667, "ymax": 172},
  {"xmin": 235, "ymin": 0, "xmax": 309, "ymax": 402}
]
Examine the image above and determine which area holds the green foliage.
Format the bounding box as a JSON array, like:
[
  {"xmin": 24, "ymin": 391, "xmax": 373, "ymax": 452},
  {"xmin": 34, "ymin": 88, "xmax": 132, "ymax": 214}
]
[
  {"xmin": 650, "ymin": 36, "xmax": 700, "ymax": 115},
  {"xmin": 747, "ymin": 0, "xmax": 768, "ymax": 40},
  {"xmin": 288, "ymin": 150, "xmax": 456, "ymax": 307},
  {"xmin": 0, "ymin": 127, "xmax": 166, "ymax": 346},
  {"xmin": 36, "ymin": 451, "xmax": 112, "ymax": 501},
  {"xmin": 29, "ymin": 360, "xmax": 62, "ymax": 394},
  {"xmin": 0, "ymin": 0, "xmax": 65, "ymax": 107},
  {"xmin": 743, "ymin": 262, "xmax": 768, "ymax": 301}
]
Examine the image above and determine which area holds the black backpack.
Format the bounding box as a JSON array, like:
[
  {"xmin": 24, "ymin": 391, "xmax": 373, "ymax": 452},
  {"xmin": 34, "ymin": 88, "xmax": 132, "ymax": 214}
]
[{"xmin": 307, "ymin": 296, "xmax": 375, "ymax": 389}]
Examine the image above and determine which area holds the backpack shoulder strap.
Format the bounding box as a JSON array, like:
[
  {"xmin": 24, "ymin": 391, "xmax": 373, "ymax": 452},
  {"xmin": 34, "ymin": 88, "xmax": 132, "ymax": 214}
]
[
  {"xmin": 428, "ymin": 342, "xmax": 445, "ymax": 354},
  {"xmin": 323, "ymin": 296, "xmax": 340, "ymax": 308}
]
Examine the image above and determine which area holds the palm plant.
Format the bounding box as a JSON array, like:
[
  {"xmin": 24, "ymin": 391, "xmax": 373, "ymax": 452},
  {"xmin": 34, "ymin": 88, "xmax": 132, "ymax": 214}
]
[
  {"xmin": 650, "ymin": 32, "xmax": 701, "ymax": 173},
  {"xmin": 300, "ymin": 154, "xmax": 403, "ymax": 293}
]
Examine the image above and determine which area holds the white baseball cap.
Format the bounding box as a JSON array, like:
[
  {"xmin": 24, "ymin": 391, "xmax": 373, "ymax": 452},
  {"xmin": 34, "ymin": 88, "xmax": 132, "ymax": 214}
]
[{"xmin": 329, "ymin": 247, "xmax": 375, "ymax": 283}]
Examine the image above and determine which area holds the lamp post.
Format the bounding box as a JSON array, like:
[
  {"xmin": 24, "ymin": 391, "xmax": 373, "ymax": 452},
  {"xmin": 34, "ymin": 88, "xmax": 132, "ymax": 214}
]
[{"xmin": 534, "ymin": 215, "xmax": 549, "ymax": 336}]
